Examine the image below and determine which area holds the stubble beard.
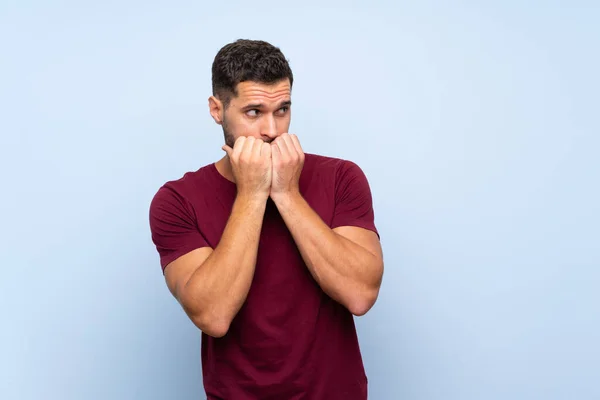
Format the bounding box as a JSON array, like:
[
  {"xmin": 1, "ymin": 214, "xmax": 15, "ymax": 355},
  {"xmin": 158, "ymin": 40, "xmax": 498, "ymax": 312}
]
[
  {"xmin": 222, "ymin": 115, "xmax": 235, "ymax": 149},
  {"xmin": 221, "ymin": 114, "xmax": 277, "ymax": 147}
]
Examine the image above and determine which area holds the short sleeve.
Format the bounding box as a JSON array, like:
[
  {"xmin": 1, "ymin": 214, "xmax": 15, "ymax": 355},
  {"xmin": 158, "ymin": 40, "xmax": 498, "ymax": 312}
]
[
  {"xmin": 330, "ymin": 160, "xmax": 379, "ymax": 238},
  {"xmin": 149, "ymin": 186, "xmax": 210, "ymax": 273}
]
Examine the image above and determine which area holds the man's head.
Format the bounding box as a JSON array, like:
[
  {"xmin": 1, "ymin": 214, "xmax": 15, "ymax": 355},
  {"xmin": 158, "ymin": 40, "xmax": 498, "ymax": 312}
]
[{"xmin": 209, "ymin": 39, "xmax": 294, "ymax": 148}]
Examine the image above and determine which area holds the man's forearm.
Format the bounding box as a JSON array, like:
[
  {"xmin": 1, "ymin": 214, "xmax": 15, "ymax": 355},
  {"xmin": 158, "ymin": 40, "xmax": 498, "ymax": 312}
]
[
  {"xmin": 183, "ymin": 193, "xmax": 267, "ymax": 333},
  {"xmin": 272, "ymin": 191, "xmax": 383, "ymax": 315}
]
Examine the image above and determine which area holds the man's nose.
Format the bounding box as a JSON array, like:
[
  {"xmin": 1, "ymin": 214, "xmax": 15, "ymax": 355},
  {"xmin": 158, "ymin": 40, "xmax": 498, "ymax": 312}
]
[{"xmin": 261, "ymin": 116, "xmax": 278, "ymax": 141}]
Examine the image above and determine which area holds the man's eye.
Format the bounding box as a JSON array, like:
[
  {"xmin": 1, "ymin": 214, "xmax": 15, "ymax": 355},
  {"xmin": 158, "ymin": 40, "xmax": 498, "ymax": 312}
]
[
  {"xmin": 277, "ymin": 107, "xmax": 289, "ymax": 114},
  {"xmin": 246, "ymin": 109, "xmax": 259, "ymax": 117}
]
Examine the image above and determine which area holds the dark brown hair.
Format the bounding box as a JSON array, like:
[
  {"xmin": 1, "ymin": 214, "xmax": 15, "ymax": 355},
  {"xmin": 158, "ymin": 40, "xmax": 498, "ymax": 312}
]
[{"xmin": 211, "ymin": 39, "xmax": 294, "ymax": 108}]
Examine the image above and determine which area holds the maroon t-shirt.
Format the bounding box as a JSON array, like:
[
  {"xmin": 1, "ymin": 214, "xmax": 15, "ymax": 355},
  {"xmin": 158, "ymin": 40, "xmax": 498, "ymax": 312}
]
[{"xmin": 149, "ymin": 153, "xmax": 379, "ymax": 399}]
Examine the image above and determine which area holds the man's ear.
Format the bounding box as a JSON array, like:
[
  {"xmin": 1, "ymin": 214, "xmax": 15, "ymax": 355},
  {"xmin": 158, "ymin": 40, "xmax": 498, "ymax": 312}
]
[{"xmin": 208, "ymin": 96, "xmax": 223, "ymax": 125}]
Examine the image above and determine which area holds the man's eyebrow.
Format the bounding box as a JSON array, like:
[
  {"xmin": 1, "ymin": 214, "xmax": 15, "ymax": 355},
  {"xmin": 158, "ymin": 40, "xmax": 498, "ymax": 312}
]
[
  {"xmin": 241, "ymin": 100, "xmax": 292, "ymax": 110},
  {"xmin": 242, "ymin": 103, "xmax": 264, "ymax": 110}
]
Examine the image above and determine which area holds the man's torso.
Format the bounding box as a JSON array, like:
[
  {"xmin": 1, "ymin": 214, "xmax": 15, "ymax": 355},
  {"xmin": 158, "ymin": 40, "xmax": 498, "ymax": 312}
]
[{"xmin": 155, "ymin": 153, "xmax": 371, "ymax": 399}]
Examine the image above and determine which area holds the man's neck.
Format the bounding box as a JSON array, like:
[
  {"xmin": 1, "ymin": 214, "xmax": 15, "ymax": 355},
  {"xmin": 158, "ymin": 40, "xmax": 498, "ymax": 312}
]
[{"xmin": 215, "ymin": 156, "xmax": 235, "ymax": 183}]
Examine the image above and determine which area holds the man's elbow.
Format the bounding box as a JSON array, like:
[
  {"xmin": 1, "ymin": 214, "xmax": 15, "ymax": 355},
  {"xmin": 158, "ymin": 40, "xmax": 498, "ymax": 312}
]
[
  {"xmin": 348, "ymin": 287, "xmax": 380, "ymax": 316},
  {"xmin": 191, "ymin": 313, "xmax": 231, "ymax": 338},
  {"xmin": 179, "ymin": 292, "xmax": 232, "ymax": 338},
  {"xmin": 349, "ymin": 262, "xmax": 383, "ymax": 316}
]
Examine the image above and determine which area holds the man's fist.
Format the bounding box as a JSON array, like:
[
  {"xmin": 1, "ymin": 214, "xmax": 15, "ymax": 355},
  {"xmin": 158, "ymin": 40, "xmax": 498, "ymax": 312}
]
[
  {"xmin": 222, "ymin": 136, "xmax": 272, "ymax": 200},
  {"xmin": 270, "ymin": 133, "xmax": 304, "ymax": 198}
]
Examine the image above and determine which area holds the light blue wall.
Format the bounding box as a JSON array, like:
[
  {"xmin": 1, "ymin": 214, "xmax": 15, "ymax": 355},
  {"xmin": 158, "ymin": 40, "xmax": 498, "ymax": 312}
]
[{"xmin": 1, "ymin": 1, "xmax": 598, "ymax": 399}]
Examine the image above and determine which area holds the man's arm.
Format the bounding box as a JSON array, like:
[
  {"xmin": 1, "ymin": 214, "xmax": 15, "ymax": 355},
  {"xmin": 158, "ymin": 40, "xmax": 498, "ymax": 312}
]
[
  {"xmin": 151, "ymin": 136, "xmax": 272, "ymax": 337},
  {"xmin": 270, "ymin": 133, "xmax": 383, "ymax": 316},
  {"xmin": 162, "ymin": 194, "xmax": 267, "ymax": 338},
  {"xmin": 271, "ymin": 192, "xmax": 383, "ymax": 316}
]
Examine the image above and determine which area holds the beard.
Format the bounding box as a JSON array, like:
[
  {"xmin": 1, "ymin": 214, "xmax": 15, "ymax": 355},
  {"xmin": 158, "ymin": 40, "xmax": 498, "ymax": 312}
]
[
  {"xmin": 221, "ymin": 114, "xmax": 277, "ymax": 147},
  {"xmin": 221, "ymin": 115, "xmax": 236, "ymax": 148}
]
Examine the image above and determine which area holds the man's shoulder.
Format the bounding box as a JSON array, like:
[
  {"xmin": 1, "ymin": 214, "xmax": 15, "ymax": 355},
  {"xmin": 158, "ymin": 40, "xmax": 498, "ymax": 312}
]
[
  {"xmin": 305, "ymin": 152, "xmax": 349, "ymax": 169},
  {"xmin": 165, "ymin": 163, "xmax": 214, "ymax": 187},
  {"xmin": 149, "ymin": 163, "xmax": 216, "ymax": 210},
  {"xmin": 304, "ymin": 152, "xmax": 364, "ymax": 178},
  {"xmin": 305, "ymin": 152, "xmax": 343, "ymax": 164}
]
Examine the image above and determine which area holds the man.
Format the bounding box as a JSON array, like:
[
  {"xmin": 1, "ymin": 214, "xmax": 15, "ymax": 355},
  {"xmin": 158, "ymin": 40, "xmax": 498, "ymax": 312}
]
[{"xmin": 149, "ymin": 39, "xmax": 384, "ymax": 399}]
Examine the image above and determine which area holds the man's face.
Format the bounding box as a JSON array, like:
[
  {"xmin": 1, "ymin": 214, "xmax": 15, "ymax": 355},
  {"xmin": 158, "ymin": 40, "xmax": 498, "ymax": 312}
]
[{"xmin": 212, "ymin": 79, "xmax": 292, "ymax": 148}]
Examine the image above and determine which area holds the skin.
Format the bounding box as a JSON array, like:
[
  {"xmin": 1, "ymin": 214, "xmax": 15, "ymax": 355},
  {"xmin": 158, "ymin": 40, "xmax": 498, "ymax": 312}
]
[{"xmin": 163, "ymin": 78, "xmax": 384, "ymax": 338}]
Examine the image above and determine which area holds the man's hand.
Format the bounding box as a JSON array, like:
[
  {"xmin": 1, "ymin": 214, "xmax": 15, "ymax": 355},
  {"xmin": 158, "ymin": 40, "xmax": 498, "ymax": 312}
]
[
  {"xmin": 223, "ymin": 136, "xmax": 272, "ymax": 200},
  {"xmin": 271, "ymin": 133, "xmax": 304, "ymax": 198}
]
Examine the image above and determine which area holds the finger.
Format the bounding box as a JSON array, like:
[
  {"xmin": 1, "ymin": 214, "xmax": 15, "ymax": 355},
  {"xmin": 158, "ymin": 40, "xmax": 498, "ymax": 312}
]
[
  {"xmin": 261, "ymin": 141, "xmax": 272, "ymax": 158},
  {"xmin": 282, "ymin": 133, "xmax": 300, "ymax": 160},
  {"xmin": 289, "ymin": 134, "xmax": 304, "ymax": 155},
  {"xmin": 275, "ymin": 135, "xmax": 291, "ymax": 158},
  {"xmin": 271, "ymin": 141, "xmax": 281, "ymax": 164},
  {"xmin": 233, "ymin": 136, "xmax": 246, "ymax": 158},
  {"xmin": 222, "ymin": 144, "xmax": 233, "ymax": 158},
  {"xmin": 252, "ymin": 137, "xmax": 263, "ymax": 158},
  {"xmin": 243, "ymin": 137, "xmax": 258, "ymax": 159}
]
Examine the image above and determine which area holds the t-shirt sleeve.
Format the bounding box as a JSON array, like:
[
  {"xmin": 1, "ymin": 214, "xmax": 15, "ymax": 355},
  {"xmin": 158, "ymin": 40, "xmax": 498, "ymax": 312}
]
[
  {"xmin": 330, "ymin": 160, "xmax": 379, "ymax": 238},
  {"xmin": 149, "ymin": 186, "xmax": 211, "ymax": 273}
]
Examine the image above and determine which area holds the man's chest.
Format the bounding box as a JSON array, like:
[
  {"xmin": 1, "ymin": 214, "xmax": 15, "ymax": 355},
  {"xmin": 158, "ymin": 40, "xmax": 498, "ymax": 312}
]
[{"xmin": 193, "ymin": 182, "xmax": 337, "ymax": 250}]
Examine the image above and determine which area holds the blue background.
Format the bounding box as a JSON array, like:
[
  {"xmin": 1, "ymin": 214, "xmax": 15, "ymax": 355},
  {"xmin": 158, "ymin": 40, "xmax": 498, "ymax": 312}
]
[{"xmin": 1, "ymin": 1, "xmax": 598, "ymax": 399}]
